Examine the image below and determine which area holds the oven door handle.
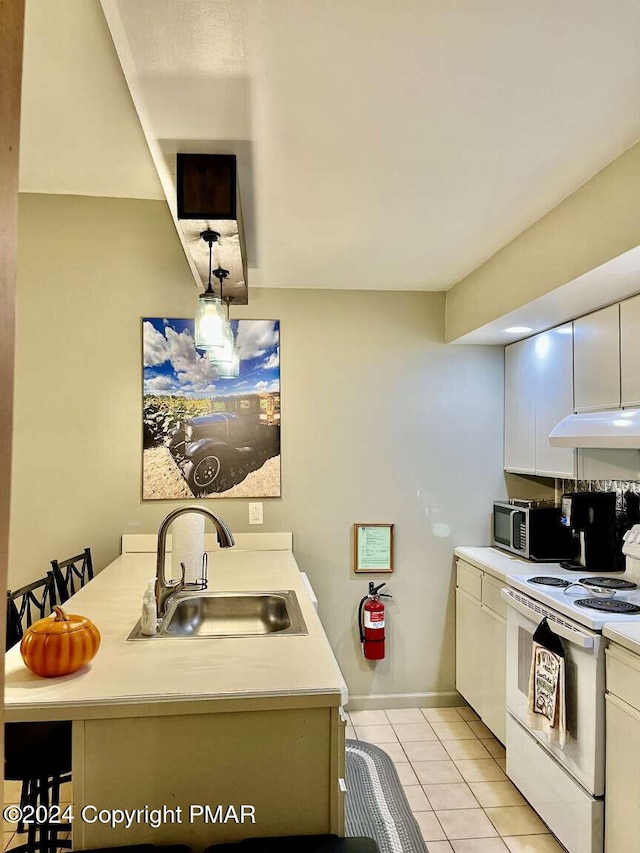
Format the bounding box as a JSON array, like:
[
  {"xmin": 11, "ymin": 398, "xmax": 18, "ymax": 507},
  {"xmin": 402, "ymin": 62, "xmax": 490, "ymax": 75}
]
[{"xmin": 501, "ymin": 589, "xmax": 595, "ymax": 649}]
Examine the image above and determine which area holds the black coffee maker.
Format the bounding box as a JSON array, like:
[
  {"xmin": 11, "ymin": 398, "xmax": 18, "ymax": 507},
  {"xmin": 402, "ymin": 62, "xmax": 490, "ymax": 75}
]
[{"xmin": 560, "ymin": 492, "xmax": 620, "ymax": 572}]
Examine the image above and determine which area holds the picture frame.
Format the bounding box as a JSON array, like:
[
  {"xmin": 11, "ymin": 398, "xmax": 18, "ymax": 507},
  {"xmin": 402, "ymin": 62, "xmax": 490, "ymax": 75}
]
[
  {"xmin": 353, "ymin": 523, "xmax": 394, "ymax": 573},
  {"xmin": 142, "ymin": 318, "xmax": 281, "ymax": 500}
]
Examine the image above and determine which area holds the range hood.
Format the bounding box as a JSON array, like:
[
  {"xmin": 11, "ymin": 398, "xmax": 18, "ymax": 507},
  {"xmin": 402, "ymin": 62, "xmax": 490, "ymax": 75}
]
[{"xmin": 549, "ymin": 409, "xmax": 640, "ymax": 448}]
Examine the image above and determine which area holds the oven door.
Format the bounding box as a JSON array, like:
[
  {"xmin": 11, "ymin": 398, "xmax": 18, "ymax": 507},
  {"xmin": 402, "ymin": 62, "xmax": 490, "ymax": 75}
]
[{"xmin": 502, "ymin": 588, "xmax": 605, "ymax": 796}]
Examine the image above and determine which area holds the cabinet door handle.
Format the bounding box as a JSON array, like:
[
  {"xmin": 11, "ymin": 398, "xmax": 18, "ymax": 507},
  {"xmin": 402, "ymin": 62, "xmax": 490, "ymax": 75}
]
[
  {"xmin": 338, "ymin": 707, "xmax": 348, "ymax": 724},
  {"xmin": 338, "ymin": 778, "xmax": 347, "ymax": 793}
]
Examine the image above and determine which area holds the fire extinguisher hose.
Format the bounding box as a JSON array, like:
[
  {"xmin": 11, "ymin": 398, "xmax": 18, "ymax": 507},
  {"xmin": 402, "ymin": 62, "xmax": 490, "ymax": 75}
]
[{"xmin": 358, "ymin": 595, "xmax": 368, "ymax": 644}]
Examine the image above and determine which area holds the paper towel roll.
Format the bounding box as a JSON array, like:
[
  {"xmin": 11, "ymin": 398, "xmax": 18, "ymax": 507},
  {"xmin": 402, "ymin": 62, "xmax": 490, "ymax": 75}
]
[{"xmin": 171, "ymin": 512, "xmax": 205, "ymax": 584}]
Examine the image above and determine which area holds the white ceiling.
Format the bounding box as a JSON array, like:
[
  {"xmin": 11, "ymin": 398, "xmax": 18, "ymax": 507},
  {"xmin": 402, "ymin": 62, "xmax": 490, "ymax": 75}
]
[{"xmin": 20, "ymin": 0, "xmax": 640, "ymax": 292}]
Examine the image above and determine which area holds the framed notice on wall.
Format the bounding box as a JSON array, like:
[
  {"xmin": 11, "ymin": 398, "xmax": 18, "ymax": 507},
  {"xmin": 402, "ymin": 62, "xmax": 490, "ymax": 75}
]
[{"xmin": 354, "ymin": 523, "xmax": 394, "ymax": 573}]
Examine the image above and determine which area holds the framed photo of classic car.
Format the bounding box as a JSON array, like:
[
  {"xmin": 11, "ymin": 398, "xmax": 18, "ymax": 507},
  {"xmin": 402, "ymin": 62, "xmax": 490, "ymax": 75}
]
[{"xmin": 142, "ymin": 318, "xmax": 281, "ymax": 499}]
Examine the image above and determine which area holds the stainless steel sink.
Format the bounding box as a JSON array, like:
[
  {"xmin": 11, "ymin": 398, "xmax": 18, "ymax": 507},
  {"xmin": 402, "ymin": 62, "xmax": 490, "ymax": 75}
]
[{"xmin": 128, "ymin": 590, "xmax": 308, "ymax": 640}]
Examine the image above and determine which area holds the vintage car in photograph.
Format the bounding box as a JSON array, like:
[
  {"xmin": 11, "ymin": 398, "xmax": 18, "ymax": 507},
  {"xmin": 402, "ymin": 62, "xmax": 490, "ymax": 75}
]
[{"xmin": 166, "ymin": 393, "xmax": 280, "ymax": 495}]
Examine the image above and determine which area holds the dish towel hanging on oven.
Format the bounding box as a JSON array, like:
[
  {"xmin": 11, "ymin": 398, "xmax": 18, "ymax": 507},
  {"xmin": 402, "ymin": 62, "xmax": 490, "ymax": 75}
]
[{"xmin": 527, "ymin": 617, "xmax": 567, "ymax": 748}]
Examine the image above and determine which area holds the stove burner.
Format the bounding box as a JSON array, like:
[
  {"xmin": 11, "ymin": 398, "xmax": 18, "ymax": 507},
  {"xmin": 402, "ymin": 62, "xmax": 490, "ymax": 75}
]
[
  {"xmin": 575, "ymin": 598, "xmax": 640, "ymax": 614},
  {"xmin": 528, "ymin": 576, "xmax": 571, "ymax": 588},
  {"xmin": 579, "ymin": 577, "xmax": 638, "ymax": 591}
]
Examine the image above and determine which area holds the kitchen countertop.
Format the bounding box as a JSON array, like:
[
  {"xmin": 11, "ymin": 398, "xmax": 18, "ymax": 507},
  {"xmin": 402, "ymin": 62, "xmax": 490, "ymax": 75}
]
[
  {"xmin": 5, "ymin": 549, "xmax": 347, "ymax": 722},
  {"xmin": 457, "ymin": 547, "xmax": 640, "ymax": 639},
  {"xmin": 603, "ymin": 623, "xmax": 640, "ymax": 657},
  {"xmin": 454, "ymin": 546, "xmax": 567, "ymax": 583}
]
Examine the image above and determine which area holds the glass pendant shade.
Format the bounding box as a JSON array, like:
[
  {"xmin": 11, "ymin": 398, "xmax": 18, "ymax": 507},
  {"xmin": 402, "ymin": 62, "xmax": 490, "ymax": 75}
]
[
  {"xmin": 209, "ymin": 323, "xmax": 240, "ymax": 378},
  {"xmin": 194, "ymin": 294, "xmax": 227, "ymax": 349},
  {"xmin": 216, "ymin": 349, "xmax": 240, "ymax": 379}
]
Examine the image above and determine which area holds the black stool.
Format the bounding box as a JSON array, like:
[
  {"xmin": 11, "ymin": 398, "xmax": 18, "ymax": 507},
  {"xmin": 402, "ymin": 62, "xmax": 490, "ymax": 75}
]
[
  {"xmin": 204, "ymin": 835, "xmax": 380, "ymax": 852},
  {"xmin": 6, "ymin": 574, "xmax": 72, "ymax": 853}
]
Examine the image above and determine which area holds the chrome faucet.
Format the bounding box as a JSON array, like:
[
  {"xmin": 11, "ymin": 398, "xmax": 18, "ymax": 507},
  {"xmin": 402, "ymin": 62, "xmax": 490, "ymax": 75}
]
[{"xmin": 155, "ymin": 506, "xmax": 235, "ymax": 618}]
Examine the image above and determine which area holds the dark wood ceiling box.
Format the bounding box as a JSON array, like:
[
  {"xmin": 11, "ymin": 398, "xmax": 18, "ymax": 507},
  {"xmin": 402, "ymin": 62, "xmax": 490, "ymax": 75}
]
[
  {"xmin": 176, "ymin": 154, "xmax": 237, "ymax": 220},
  {"xmin": 175, "ymin": 152, "xmax": 247, "ymax": 302}
]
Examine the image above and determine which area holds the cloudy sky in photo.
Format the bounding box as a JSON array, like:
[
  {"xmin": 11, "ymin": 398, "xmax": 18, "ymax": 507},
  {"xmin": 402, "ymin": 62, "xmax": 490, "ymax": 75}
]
[{"xmin": 143, "ymin": 318, "xmax": 280, "ymax": 398}]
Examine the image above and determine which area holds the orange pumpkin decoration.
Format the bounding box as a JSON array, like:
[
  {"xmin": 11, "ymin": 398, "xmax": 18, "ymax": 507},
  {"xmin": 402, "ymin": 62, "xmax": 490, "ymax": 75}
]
[{"xmin": 20, "ymin": 606, "xmax": 101, "ymax": 678}]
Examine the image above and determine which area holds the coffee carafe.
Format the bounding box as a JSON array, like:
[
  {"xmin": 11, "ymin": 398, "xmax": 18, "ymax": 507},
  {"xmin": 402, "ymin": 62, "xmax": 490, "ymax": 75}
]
[{"xmin": 560, "ymin": 491, "xmax": 620, "ymax": 572}]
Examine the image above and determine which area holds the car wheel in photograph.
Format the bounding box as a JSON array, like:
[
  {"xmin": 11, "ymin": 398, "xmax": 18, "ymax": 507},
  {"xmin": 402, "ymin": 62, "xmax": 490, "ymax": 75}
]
[{"xmin": 185, "ymin": 450, "xmax": 234, "ymax": 495}]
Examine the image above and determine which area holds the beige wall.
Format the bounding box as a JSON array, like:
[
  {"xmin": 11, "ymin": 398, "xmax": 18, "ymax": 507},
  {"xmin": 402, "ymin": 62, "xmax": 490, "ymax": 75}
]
[
  {"xmin": 446, "ymin": 140, "xmax": 640, "ymax": 342},
  {"xmin": 12, "ymin": 193, "xmax": 505, "ymax": 703}
]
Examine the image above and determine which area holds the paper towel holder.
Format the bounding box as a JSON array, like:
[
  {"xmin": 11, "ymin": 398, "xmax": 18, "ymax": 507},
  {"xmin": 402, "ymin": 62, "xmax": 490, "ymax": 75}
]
[{"xmin": 181, "ymin": 554, "xmax": 208, "ymax": 592}]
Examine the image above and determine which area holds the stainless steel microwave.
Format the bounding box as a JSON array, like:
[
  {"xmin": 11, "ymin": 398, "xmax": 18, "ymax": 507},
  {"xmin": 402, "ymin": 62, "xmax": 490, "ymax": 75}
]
[{"xmin": 492, "ymin": 500, "xmax": 573, "ymax": 561}]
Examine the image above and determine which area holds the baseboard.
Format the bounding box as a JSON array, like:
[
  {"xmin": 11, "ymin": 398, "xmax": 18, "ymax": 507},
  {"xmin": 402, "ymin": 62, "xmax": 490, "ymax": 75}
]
[{"xmin": 345, "ymin": 691, "xmax": 466, "ymax": 712}]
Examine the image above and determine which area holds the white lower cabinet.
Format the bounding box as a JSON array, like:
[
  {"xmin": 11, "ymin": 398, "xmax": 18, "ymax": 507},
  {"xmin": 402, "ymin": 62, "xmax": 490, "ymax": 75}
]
[
  {"xmin": 455, "ymin": 560, "xmax": 506, "ymax": 742},
  {"xmin": 456, "ymin": 587, "xmax": 483, "ymax": 711},
  {"xmin": 605, "ymin": 644, "xmax": 640, "ymax": 853}
]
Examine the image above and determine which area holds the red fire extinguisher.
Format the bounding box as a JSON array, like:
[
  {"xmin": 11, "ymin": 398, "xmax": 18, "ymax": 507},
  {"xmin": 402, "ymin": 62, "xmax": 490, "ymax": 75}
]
[{"xmin": 358, "ymin": 582, "xmax": 392, "ymax": 660}]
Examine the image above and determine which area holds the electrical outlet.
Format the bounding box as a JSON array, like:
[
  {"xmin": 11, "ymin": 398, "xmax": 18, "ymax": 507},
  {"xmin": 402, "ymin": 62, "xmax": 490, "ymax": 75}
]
[{"xmin": 248, "ymin": 502, "xmax": 263, "ymax": 525}]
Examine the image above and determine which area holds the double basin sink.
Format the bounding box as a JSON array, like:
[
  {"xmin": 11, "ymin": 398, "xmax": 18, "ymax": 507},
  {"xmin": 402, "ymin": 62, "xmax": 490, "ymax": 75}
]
[{"xmin": 128, "ymin": 589, "xmax": 308, "ymax": 640}]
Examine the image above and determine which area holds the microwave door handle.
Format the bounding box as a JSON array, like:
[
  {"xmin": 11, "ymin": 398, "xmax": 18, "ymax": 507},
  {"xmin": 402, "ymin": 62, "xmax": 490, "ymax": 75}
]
[
  {"xmin": 501, "ymin": 589, "xmax": 595, "ymax": 650},
  {"xmin": 509, "ymin": 510, "xmax": 518, "ymax": 549}
]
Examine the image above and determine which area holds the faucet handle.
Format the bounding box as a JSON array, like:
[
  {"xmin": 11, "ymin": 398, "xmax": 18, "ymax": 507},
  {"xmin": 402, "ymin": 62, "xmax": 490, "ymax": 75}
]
[{"xmin": 178, "ymin": 562, "xmax": 187, "ymax": 590}]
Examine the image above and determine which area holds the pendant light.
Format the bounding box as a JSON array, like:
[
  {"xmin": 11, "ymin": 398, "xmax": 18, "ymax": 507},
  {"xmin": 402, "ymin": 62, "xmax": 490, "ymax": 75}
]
[
  {"xmin": 209, "ymin": 293, "xmax": 240, "ymax": 379},
  {"xmin": 194, "ymin": 230, "xmax": 227, "ymax": 350},
  {"xmin": 214, "ymin": 330, "xmax": 240, "ymax": 378}
]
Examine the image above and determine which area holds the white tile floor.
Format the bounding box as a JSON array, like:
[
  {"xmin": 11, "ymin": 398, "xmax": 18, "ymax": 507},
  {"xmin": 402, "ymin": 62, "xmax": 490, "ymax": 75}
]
[{"xmin": 347, "ymin": 705, "xmax": 567, "ymax": 852}]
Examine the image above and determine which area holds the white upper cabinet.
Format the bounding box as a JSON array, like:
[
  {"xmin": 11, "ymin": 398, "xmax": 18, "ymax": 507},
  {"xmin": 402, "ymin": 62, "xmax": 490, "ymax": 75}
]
[
  {"xmin": 574, "ymin": 304, "xmax": 621, "ymax": 413},
  {"xmin": 504, "ymin": 325, "xmax": 576, "ymax": 478},
  {"xmin": 621, "ymin": 294, "xmax": 640, "ymax": 407},
  {"xmin": 504, "ymin": 336, "xmax": 536, "ymax": 474},
  {"xmin": 533, "ymin": 325, "xmax": 576, "ymax": 478}
]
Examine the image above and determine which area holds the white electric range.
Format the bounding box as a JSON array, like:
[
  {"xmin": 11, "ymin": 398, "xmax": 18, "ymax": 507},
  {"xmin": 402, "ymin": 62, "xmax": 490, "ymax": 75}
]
[
  {"xmin": 501, "ymin": 526, "xmax": 640, "ymax": 853},
  {"xmin": 505, "ymin": 571, "xmax": 640, "ymax": 631}
]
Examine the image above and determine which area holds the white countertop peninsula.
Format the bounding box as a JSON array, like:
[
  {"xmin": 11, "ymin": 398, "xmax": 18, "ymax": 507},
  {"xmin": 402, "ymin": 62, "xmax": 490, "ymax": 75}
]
[
  {"xmin": 5, "ymin": 549, "xmax": 346, "ymax": 721},
  {"xmin": 5, "ymin": 548, "xmax": 348, "ymax": 849}
]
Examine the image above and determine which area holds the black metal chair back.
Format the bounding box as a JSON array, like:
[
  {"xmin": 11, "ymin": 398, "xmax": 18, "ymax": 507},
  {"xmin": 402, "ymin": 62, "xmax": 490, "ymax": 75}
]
[
  {"xmin": 51, "ymin": 547, "xmax": 93, "ymax": 603},
  {"xmin": 6, "ymin": 572, "xmax": 56, "ymax": 651}
]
